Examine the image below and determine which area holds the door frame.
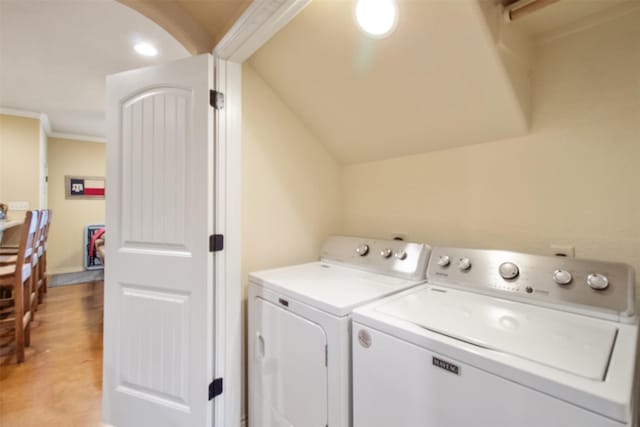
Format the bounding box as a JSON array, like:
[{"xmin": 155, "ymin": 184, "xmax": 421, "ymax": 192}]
[{"xmin": 210, "ymin": 1, "xmax": 311, "ymax": 427}]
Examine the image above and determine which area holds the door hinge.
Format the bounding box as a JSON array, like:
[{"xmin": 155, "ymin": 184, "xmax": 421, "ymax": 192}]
[
  {"xmin": 210, "ymin": 90, "xmax": 225, "ymax": 110},
  {"xmin": 209, "ymin": 234, "xmax": 224, "ymax": 252},
  {"xmin": 209, "ymin": 377, "xmax": 223, "ymax": 400}
]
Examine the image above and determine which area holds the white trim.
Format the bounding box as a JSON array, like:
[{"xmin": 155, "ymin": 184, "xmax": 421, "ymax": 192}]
[
  {"xmin": 0, "ymin": 106, "xmax": 105, "ymax": 143},
  {"xmin": 40, "ymin": 113, "xmax": 52, "ymax": 135},
  {"xmin": 49, "ymin": 131, "xmax": 107, "ymax": 143},
  {"xmin": 38, "ymin": 120, "xmax": 48, "ymax": 209},
  {"xmin": 212, "ymin": 1, "xmax": 311, "ymax": 426},
  {"xmin": 215, "ymin": 0, "xmax": 311, "ymax": 62},
  {"xmin": 0, "ymin": 107, "xmax": 42, "ymax": 119},
  {"xmin": 0, "ymin": 107, "xmax": 50, "ymax": 135},
  {"xmin": 213, "ymin": 58, "xmax": 243, "ymax": 427}
]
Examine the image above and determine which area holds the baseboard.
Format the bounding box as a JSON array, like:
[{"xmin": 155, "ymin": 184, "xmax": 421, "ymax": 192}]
[
  {"xmin": 50, "ymin": 270, "xmax": 104, "ymax": 287},
  {"xmin": 49, "ymin": 266, "xmax": 84, "ymax": 275}
]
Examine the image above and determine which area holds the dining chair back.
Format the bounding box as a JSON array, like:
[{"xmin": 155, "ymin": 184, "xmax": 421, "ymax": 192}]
[{"xmin": 0, "ymin": 210, "xmax": 39, "ymax": 363}]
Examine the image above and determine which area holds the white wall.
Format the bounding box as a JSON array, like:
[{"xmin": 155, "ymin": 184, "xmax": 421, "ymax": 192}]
[{"xmin": 341, "ymin": 10, "xmax": 640, "ymax": 282}]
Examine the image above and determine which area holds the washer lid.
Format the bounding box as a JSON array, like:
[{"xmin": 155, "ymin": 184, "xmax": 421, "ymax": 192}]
[
  {"xmin": 249, "ymin": 262, "xmax": 422, "ymax": 317},
  {"xmin": 377, "ymin": 286, "xmax": 618, "ymax": 380}
]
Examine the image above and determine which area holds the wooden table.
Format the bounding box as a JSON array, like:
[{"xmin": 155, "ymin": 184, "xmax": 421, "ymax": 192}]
[{"xmin": 0, "ymin": 219, "xmax": 22, "ymax": 244}]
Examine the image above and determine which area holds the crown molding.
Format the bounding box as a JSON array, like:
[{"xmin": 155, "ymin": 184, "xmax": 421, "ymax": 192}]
[
  {"xmin": 0, "ymin": 107, "xmax": 42, "ymax": 120},
  {"xmin": 49, "ymin": 131, "xmax": 106, "ymax": 144},
  {"xmin": 214, "ymin": 0, "xmax": 311, "ymax": 62},
  {"xmin": 0, "ymin": 106, "xmax": 105, "ymax": 143}
]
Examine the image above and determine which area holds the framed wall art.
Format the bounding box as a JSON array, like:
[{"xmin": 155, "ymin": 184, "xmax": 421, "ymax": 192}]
[{"xmin": 65, "ymin": 175, "xmax": 105, "ymax": 200}]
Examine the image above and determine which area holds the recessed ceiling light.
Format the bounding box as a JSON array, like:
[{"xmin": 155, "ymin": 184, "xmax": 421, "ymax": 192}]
[
  {"xmin": 134, "ymin": 42, "xmax": 158, "ymax": 57},
  {"xmin": 354, "ymin": 0, "xmax": 398, "ymax": 38}
]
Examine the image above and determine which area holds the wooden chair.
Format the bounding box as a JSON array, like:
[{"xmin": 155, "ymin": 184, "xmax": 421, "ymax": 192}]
[
  {"xmin": 1, "ymin": 211, "xmax": 45, "ymax": 315},
  {"xmin": 0, "ymin": 239, "xmax": 19, "ymax": 254},
  {"xmin": 0, "ymin": 221, "xmax": 29, "ymax": 265},
  {"xmin": 35, "ymin": 210, "xmax": 51, "ymax": 302},
  {"xmin": 26, "ymin": 210, "xmax": 45, "ymax": 314},
  {"xmin": 0, "ymin": 210, "xmax": 38, "ymax": 363},
  {"xmin": 0, "ymin": 253, "xmax": 18, "ymax": 264}
]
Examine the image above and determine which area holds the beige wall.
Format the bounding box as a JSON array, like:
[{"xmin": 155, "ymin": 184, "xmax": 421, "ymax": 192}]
[
  {"xmin": 242, "ymin": 64, "xmax": 342, "ymax": 288},
  {"xmin": 342, "ymin": 11, "xmax": 640, "ymax": 282},
  {"xmin": 47, "ymin": 137, "xmax": 106, "ymax": 274},
  {"xmin": 241, "ymin": 63, "xmax": 342, "ymax": 415},
  {"xmin": 0, "ymin": 114, "xmax": 42, "ymax": 217}
]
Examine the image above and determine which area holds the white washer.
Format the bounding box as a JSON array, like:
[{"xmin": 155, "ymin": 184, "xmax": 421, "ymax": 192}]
[
  {"xmin": 248, "ymin": 235, "xmax": 431, "ymax": 427},
  {"xmin": 353, "ymin": 247, "xmax": 638, "ymax": 427}
]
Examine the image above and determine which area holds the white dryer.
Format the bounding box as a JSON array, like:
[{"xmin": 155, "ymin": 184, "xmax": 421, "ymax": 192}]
[
  {"xmin": 248, "ymin": 235, "xmax": 431, "ymax": 427},
  {"xmin": 352, "ymin": 247, "xmax": 638, "ymax": 427}
]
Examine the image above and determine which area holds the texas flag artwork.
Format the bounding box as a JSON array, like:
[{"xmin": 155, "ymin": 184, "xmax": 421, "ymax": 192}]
[{"xmin": 66, "ymin": 176, "xmax": 105, "ymax": 199}]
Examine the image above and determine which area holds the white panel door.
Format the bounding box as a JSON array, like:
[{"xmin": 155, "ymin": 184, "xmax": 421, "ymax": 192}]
[
  {"xmin": 253, "ymin": 298, "xmax": 328, "ymax": 427},
  {"xmin": 104, "ymin": 54, "xmax": 216, "ymax": 427}
]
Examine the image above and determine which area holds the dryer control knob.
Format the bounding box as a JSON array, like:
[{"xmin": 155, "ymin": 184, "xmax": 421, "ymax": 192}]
[
  {"xmin": 587, "ymin": 273, "xmax": 609, "ymax": 290},
  {"xmin": 499, "ymin": 262, "xmax": 519, "ymax": 280},
  {"xmin": 458, "ymin": 258, "xmax": 472, "ymax": 271},
  {"xmin": 438, "ymin": 256, "xmax": 451, "ymax": 267},
  {"xmin": 394, "ymin": 250, "xmax": 407, "ymax": 260},
  {"xmin": 553, "ymin": 269, "xmax": 573, "ymax": 285},
  {"xmin": 356, "ymin": 244, "xmax": 369, "ymax": 256},
  {"xmin": 393, "ymin": 249, "xmax": 407, "ymax": 261},
  {"xmin": 380, "ymin": 248, "xmax": 392, "ymax": 258}
]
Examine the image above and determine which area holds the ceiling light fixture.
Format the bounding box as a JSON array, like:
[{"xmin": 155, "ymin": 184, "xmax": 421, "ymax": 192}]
[
  {"xmin": 134, "ymin": 42, "xmax": 158, "ymax": 57},
  {"xmin": 354, "ymin": 0, "xmax": 398, "ymax": 38}
]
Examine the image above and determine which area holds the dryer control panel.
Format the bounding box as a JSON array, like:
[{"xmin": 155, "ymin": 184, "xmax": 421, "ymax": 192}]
[
  {"xmin": 427, "ymin": 247, "xmax": 636, "ymax": 322},
  {"xmin": 321, "ymin": 235, "xmax": 431, "ymax": 281}
]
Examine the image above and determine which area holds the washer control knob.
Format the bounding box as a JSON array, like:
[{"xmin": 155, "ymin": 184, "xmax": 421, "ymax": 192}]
[
  {"xmin": 394, "ymin": 250, "xmax": 407, "ymax": 260},
  {"xmin": 437, "ymin": 256, "xmax": 451, "ymax": 267},
  {"xmin": 553, "ymin": 269, "xmax": 573, "ymax": 286},
  {"xmin": 499, "ymin": 262, "xmax": 519, "ymax": 280},
  {"xmin": 458, "ymin": 258, "xmax": 472, "ymax": 271},
  {"xmin": 380, "ymin": 248, "xmax": 392, "ymax": 258},
  {"xmin": 587, "ymin": 273, "xmax": 609, "ymax": 290},
  {"xmin": 356, "ymin": 244, "xmax": 369, "ymax": 256}
]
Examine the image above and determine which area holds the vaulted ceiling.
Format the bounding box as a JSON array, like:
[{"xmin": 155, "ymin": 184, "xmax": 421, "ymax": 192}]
[
  {"xmin": 249, "ymin": 0, "xmax": 530, "ymax": 163},
  {"xmin": 248, "ymin": 0, "xmax": 635, "ymax": 164}
]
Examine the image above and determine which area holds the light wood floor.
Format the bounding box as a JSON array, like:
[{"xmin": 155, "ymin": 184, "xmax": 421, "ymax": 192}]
[{"xmin": 0, "ymin": 282, "xmax": 104, "ymax": 427}]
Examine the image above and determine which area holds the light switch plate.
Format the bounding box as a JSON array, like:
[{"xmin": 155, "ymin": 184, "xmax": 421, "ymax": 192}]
[{"xmin": 8, "ymin": 201, "xmax": 28, "ymax": 211}]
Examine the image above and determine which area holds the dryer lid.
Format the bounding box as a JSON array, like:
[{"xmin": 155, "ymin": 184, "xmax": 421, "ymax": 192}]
[
  {"xmin": 250, "ymin": 262, "xmax": 423, "ymax": 316},
  {"xmin": 377, "ymin": 286, "xmax": 618, "ymax": 380}
]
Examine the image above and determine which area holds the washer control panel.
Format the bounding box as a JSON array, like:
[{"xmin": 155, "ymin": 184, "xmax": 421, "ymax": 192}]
[
  {"xmin": 427, "ymin": 247, "xmax": 635, "ymax": 321},
  {"xmin": 321, "ymin": 235, "xmax": 431, "ymax": 281}
]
